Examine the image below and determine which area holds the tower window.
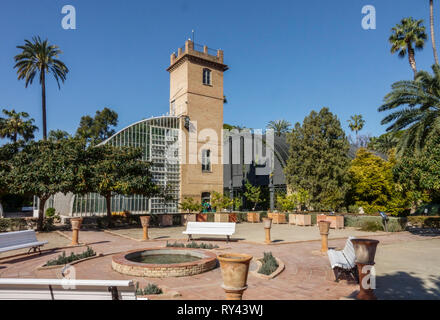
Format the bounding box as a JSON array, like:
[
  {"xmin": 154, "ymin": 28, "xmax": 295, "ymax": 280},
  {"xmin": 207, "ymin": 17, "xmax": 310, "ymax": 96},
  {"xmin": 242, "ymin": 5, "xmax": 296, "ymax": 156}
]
[
  {"xmin": 202, "ymin": 149, "xmax": 211, "ymax": 172},
  {"xmin": 170, "ymin": 100, "xmax": 176, "ymax": 115},
  {"xmin": 203, "ymin": 68, "xmax": 212, "ymax": 85}
]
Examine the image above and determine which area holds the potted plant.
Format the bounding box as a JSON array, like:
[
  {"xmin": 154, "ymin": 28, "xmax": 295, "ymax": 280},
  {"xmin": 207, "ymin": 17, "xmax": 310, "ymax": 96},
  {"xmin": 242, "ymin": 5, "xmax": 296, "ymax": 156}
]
[
  {"xmin": 277, "ymin": 194, "xmax": 296, "ymax": 225},
  {"xmin": 212, "ymin": 192, "xmax": 233, "ymax": 222},
  {"xmin": 244, "ymin": 181, "xmax": 264, "ymax": 222},
  {"xmin": 179, "ymin": 197, "xmax": 202, "ymax": 224}
]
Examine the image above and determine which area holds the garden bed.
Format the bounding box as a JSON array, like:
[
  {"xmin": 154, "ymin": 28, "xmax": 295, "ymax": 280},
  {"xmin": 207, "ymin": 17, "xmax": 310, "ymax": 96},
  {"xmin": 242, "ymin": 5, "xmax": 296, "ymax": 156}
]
[{"xmin": 250, "ymin": 252, "xmax": 285, "ymax": 280}]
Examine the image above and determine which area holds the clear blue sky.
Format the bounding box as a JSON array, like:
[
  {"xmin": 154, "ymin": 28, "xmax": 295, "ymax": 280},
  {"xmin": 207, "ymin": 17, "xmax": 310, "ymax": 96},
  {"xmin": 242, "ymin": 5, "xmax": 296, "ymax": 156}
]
[{"xmin": 0, "ymin": 0, "xmax": 437, "ymax": 141}]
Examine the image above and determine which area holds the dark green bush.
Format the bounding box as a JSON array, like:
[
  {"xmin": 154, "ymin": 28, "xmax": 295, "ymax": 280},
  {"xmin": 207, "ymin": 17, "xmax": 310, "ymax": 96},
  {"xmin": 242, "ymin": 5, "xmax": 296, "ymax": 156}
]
[
  {"xmin": 135, "ymin": 283, "xmax": 162, "ymax": 295},
  {"xmin": 258, "ymin": 252, "xmax": 279, "ymax": 276},
  {"xmin": 407, "ymin": 216, "xmax": 440, "ymax": 228},
  {"xmin": 360, "ymin": 220, "xmax": 383, "ymax": 232},
  {"xmin": 166, "ymin": 241, "xmax": 219, "ymax": 249},
  {"xmin": 45, "ymin": 247, "xmax": 96, "ymax": 266},
  {"xmin": 45, "ymin": 208, "xmax": 56, "ymax": 218}
]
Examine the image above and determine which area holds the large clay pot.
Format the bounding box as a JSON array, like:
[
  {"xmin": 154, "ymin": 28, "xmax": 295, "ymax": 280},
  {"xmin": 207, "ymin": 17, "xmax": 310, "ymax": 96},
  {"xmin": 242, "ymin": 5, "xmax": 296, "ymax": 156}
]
[
  {"xmin": 262, "ymin": 217, "xmax": 273, "ymax": 229},
  {"xmin": 218, "ymin": 253, "xmax": 253, "ymax": 300},
  {"xmin": 351, "ymin": 239, "xmax": 380, "ymax": 265},
  {"xmin": 71, "ymin": 217, "xmax": 83, "ymax": 230},
  {"xmin": 140, "ymin": 216, "xmax": 150, "ymax": 228},
  {"xmin": 318, "ymin": 221, "xmax": 331, "ymax": 235}
]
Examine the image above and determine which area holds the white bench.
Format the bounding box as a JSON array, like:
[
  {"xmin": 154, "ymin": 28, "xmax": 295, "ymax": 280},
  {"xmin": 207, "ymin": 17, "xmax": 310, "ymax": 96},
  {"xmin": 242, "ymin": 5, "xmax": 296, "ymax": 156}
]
[
  {"xmin": 327, "ymin": 236, "xmax": 358, "ymax": 282},
  {"xmin": 0, "ymin": 230, "xmax": 48, "ymax": 255},
  {"xmin": 0, "ymin": 279, "xmax": 137, "ymax": 300},
  {"xmin": 183, "ymin": 222, "xmax": 236, "ymax": 243}
]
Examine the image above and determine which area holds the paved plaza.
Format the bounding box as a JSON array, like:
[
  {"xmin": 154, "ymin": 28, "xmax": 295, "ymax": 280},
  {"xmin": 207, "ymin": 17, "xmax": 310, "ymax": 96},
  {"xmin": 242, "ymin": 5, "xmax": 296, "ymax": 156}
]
[{"xmin": 0, "ymin": 223, "xmax": 439, "ymax": 300}]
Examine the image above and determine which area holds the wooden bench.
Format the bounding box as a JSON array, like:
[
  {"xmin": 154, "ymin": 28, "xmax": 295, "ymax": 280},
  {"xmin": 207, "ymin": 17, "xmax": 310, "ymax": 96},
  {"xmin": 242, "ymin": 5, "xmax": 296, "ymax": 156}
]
[
  {"xmin": 0, "ymin": 230, "xmax": 48, "ymax": 255},
  {"xmin": 0, "ymin": 279, "xmax": 137, "ymax": 300},
  {"xmin": 327, "ymin": 236, "xmax": 358, "ymax": 282},
  {"xmin": 183, "ymin": 222, "xmax": 236, "ymax": 243}
]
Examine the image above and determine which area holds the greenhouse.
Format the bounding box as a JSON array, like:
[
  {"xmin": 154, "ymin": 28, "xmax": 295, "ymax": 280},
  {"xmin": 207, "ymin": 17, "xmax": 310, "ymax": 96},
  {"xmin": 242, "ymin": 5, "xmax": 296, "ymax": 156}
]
[{"xmin": 54, "ymin": 116, "xmax": 181, "ymax": 217}]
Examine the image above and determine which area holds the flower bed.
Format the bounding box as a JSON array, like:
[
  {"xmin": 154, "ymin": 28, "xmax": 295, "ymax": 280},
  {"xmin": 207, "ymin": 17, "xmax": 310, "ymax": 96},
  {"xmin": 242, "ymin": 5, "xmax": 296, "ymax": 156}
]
[{"xmin": 44, "ymin": 247, "xmax": 96, "ymax": 267}]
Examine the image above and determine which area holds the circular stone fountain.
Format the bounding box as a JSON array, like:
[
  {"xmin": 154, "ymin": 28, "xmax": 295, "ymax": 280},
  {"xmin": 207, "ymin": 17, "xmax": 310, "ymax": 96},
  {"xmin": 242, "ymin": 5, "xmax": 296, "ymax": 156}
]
[{"xmin": 112, "ymin": 248, "xmax": 218, "ymax": 278}]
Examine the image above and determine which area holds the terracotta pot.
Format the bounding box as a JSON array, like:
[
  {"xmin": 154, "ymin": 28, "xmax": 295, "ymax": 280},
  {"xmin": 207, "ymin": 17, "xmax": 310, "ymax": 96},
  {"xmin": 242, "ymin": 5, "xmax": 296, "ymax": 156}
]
[
  {"xmin": 351, "ymin": 239, "xmax": 380, "ymax": 265},
  {"xmin": 262, "ymin": 217, "xmax": 273, "ymax": 229},
  {"xmin": 229, "ymin": 213, "xmax": 237, "ymax": 223},
  {"xmin": 196, "ymin": 213, "xmax": 208, "ymax": 222},
  {"xmin": 139, "ymin": 215, "xmax": 150, "ymax": 228},
  {"xmin": 70, "ymin": 218, "xmax": 83, "ymax": 230},
  {"xmin": 318, "ymin": 221, "xmax": 331, "ymax": 235},
  {"xmin": 247, "ymin": 212, "xmax": 260, "ymax": 223},
  {"xmin": 214, "ymin": 213, "xmax": 229, "ymax": 223},
  {"xmin": 218, "ymin": 253, "xmax": 253, "ymax": 300}
]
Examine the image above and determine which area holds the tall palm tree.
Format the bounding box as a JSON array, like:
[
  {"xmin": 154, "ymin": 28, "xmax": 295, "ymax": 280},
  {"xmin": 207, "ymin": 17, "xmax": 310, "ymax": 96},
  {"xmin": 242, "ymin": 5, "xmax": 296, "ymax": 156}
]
[
  {"xmin": 0, "ymin": 109, "xmax": 38, "ymax": 142},
  {"xmin": 347, "ymin": 114, "xmax": 365, "ymax": 145},
  {"xmin": 14, "ymin": 36, "xmax": 69, "ymax": 140},
  {"xmin": 389, "ymin": 17, "xmax": 427, "ymax": 77},
  {"xmin": 267, "ymin": 120, "xmax": 292, "ymax": 136},
  {"xmin": 430, "ymin": 0, "xmax": 439, "ymax": 65},
  {"xmin": 378, "ymin": 64, "xmax": 440, "ymax": 155}
]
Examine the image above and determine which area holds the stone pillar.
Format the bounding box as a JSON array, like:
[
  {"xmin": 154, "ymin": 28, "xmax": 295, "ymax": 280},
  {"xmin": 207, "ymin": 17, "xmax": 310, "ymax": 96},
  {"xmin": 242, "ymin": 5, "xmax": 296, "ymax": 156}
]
[
  {"xmin": 263, "ymin": 218, "xmax": 272, "ymax": 244},
  {"xmin": 71, "ymin": 218, "xmax": 83, "ymax": 246},
  {"xmin": 319, "ymin": 221, "xmax": 331, "ymax": 253}
]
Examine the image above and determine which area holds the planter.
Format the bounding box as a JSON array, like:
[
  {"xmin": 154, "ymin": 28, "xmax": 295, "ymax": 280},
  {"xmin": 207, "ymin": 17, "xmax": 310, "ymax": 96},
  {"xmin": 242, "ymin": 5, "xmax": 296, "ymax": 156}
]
[
  {"xmin": 262, "ymin": 217, "xmax": 273, "ymax": 229},
  {"xmin": 196, "ymin": 213, "xmax": 208, "ymax": 222},
  {"xmin": 159, "ymin": 214, "xmax": 173, "ymax": 227},
  {"xmin": 289, "ymin": 214, "xmax": 297, "ymax": 225},
  {"xmin": 351, "ymin": 239, "xmax": 380, "ymax": 300},
  {"xmin": 326, "ymin": 216, "xmax": 344, "ymax": 229},
  {"xmin": 247, "ymin": 212, "xmax": 260, "ymax": 223},
  {"xmin": 229, "ymin": 213, "xmax": 238, "ymax": 223},
  {"xmin": 317, "ymin": 214, "xmax": 327, "ymax": 225},
  {"xmin": 140, "ymin": 216, "xmax": 150, "ymax": 228},
  {"xmin": 218, "ymin": 253, "xmax": 253, "ymax": 300},
  {"xmin": 267, "ymin": 212, "xmax": 274, "ymax": 219},
  {"xmin": 272, "ymin": 213, "xmax": 287, "ymax": 224},
  {"xmin": 183, "ymin": 213, "xmax": 197, "ymax": 225},
  {"xmin": 214, "ymin": 213, "xmax": 229, "ymax": 223},
  {"xmin": 296, "ymin": 214, "xmax": 312, "ymax": 226}
]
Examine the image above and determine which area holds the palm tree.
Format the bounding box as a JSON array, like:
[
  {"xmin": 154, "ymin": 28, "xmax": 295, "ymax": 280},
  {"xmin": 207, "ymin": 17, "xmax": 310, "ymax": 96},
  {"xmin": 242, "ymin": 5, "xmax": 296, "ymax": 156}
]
[
  {"xmin": 347, "ymin": 114, "xmax": 365, "ymax": 145},
  {"xmin": 389, "ymin": 17, "xmax": 427, "ymax": 77},
  {"xmin": 267, "ymin": 120, "xmax": 292, "ymax": 136},
  {"xmin": 378, "ymin": 64, "xmax": 440, "ymax": 154},
  {"xmin": 0, "ymin": 109, "xmax": 38, "ymax": 142},
  {"xmin": 430, "ymin": 0, "xmax": 439, "ymax": 65},
  {"xmin": 14, "ymin": 36, "xmax": 69, "ymax": 140}
]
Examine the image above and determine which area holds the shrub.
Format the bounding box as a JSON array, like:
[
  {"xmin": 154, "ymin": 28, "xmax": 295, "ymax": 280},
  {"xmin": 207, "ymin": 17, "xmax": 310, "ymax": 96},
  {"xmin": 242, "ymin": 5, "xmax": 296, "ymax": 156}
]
[
  {"xmin": 258, "ymin": 252, "xmax": 279, "ymax": 276},
  {"xmin": 407, "ymin": 216, "xmax": 440, "ymax": 228},
  {"xmin": 45, "ymin": 247, "xmax": 96, "ymax": 266},
  {"xmin": 135, "ymin": 283, "xmax": 162, "ymax": 295},
  {"xmin": 45, "ymin": 208, "xmax": 56, "ymax": 218},
  {"xmin": 360, "ymin": 220, "xmax": 383, "ymax": 232},
  {"xmin": 0, "ymin": 218, "xmax": 35, "ymax": 232},
  {"xmin": 166, "ymin": 241, "xmax": 219, "ymax": 249}
]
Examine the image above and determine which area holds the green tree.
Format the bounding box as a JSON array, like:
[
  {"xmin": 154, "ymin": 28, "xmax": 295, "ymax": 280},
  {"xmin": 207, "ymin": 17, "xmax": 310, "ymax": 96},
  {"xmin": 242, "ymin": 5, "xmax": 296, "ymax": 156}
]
[
  {"xmin": 244, "ymin": 181, "xmax": 263, "ymax": 211},
  {"xmin": 378, "ymin": 64, "xmax": 440, "ymax": 154},
  {"xmin": 267, "ymin": 120, "xmax": 292, "ymax": 137},
  {"xmin": 368, "ymin": 131, "xmax": 401, "ymax": 155},
  {"xmin": 179, "ymin": 197, "xmax": 202, "ymax": 213},
  {"xmin": 6, "ymin": 139, "xmax": 85, "ymax": 230},
  {"xmin": 86, "ymin": 144, "xmax": 160, "ymax": 219},
  {"xmin": 48, "ymin": 129, "xmax": 71, "ymax": 141},
  {"xmin": 430, "ymin": 0, "xmax": 439, "ymax": 65},
  {"xmin": 347, "ymin": 148, "xmax": 409, "ymax": 215},
  {"xmin": 0, "ymin": 109, "xmax": 38, "ymax": 142},
  {"xmin": 389, "ymin": 17, "xmax": 427, "ymax": 77},
  {"xmin": 76, "ymin": 108, "xmax": 118, "ymax": 145},
  {"xmin": 394, "ymin": 133, "xmax": 440, "ymax": 202},
  {"xmin": 347, "ymin": 114, "xmax": 365, "ymax": 146},
  {"xmin": 14, "ymin": 36, "xmax": 69, "ymax": 140},
  {"xmin": 276, "ymin": 194, "xmax": 297, "ymax": 212},
  {"xmin": 211, "ymin": 191, "xmax": 233, "ymax": 212},
  {"xmin": 284, "ymin": 107, "xmax": 350, "ymax": 211}
]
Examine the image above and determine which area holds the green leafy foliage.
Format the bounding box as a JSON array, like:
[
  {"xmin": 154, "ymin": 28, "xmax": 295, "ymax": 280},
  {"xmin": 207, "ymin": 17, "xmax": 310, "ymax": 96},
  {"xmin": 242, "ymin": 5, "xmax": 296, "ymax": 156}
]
[
  {"xmin": 211, "ymin": 191, "xmax": 233, "ymax": 212},
  {"xmin": 284, "ymin": 108, "xmax": 350, "ymax": 211},
  {"xmin": 45, "ymin": 247, "xmax": 96, "ymax": 266},
  {"xmin": 244, "ymin": 181, "xmax": 264, "ymax": 211},
  {"xmin": 258, "ymin": 252, "xmax": 279, "ymax": 276},
  {"xmin": 166, "ymin": 241, "xmax": 219, "ymax": 249},
  {"xmin": 135, "ymin": 283, "xmax": 163, "ymax": 295},
  {"xmin": 179, "ymin": 197, "xmax": 202, "ymax": 213},
  {"xmin": 75, "ymin": 108, "xmax": 118, "ymax": 145},
  {"xmin": 0, "ymin": 109, "xmax": 38, "ymax": 143}
]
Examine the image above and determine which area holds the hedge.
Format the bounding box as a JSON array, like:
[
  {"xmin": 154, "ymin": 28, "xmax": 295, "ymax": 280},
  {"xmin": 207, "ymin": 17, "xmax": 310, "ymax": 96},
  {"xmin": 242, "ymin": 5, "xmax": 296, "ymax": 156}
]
[
  {"xmin": 0, "ymin": 218, "xmax": 38, "ymax": 233},
  {"xmin": 407, "ymin": 216, "xmax": 440, "ymax": 228}
]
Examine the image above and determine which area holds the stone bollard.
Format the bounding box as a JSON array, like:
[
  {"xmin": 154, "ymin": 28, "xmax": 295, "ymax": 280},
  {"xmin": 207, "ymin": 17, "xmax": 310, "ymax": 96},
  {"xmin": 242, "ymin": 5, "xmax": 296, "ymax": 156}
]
[
  {"xmin": 70, "ymin": 218, "xmax": 83, "ymax": 246},
  {"xmin": 140, "ymin": 216, "xmax": 151, "ymax": 241},
  {"xmin": 218, "ymin": 253, "xmax": 253, "ymax": 300},
  {"xmin": 318, "ymin": 221, "xmax": 331, "ymax": 253},
  {"xmin": 262, "ymin": 218, "xmax": 273, "ymax": 244},
  {"xmin": 351, "ymin": 239, "xmax": 380, "ymax": 300}
]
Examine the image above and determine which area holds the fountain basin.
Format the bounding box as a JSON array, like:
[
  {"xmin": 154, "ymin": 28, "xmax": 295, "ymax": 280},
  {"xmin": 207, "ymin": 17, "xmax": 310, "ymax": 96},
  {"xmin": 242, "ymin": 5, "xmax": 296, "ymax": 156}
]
[{"xmin": 112, "ymin": 248, "xmax": 217, "ymax": 278}]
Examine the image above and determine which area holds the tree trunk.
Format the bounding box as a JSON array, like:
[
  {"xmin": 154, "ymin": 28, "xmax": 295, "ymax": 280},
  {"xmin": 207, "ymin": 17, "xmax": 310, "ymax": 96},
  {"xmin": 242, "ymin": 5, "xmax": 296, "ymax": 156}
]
[
  {"xmin": 41, "ymin": 71, "xmax": 47, "ymax": 140},
  {"xmin": 105, "ymin": 195, "xmax": 112, "ymax": 218},
  {"xmin": 38, "ymin": 196, "xmax": 48, "ymax": 231},
  {"xmin": 408, "ymin": 43, "xmax": 417, "ymax": 78},
  {"xmin": 431, "ymin": 0, "xmax": 439, "ymax": 65}
]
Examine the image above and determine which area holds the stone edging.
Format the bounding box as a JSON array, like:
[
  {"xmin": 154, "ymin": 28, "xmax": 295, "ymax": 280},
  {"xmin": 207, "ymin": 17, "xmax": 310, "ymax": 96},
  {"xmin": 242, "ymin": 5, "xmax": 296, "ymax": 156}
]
[
  {"xmin": 250, "ymin": 257, "xmax": 285, "ymax": 280},
  {"xmin": 36, "ymin": 253, "xmax": 104, "ymax": 271}
]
